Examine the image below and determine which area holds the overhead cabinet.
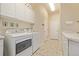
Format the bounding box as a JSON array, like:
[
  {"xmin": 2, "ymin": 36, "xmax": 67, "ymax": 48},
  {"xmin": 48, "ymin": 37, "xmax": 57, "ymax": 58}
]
[
  {"xmin": 69, "ymin": 40, "xmax": 79, "ymax": 56},
  {"xmin": 0, "ymin": 3, "xmax": 16, "ymax": 18},
  {"xmin": 0, "ymin": 3, "xmax": 35, "ymax": 23},
  {"xmin": 15, "ymin": 3, "xmax": 25, "ymax": 21},
  {"xmin": 24, "ymin": 4, "xmax": 35, "ymax": 23}
]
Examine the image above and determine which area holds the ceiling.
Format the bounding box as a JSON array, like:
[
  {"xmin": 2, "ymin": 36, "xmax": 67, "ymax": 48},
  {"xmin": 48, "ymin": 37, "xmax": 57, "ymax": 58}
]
[{"xmin": 31, "ymin": 3, "xmax": 61, "ymax": 14}]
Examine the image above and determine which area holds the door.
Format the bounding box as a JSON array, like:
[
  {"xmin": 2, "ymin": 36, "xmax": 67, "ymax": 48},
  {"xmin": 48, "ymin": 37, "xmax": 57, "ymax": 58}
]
[
  {"xmin": 69, "ymin": 40, "xmax": 79, "ymax": 56},
  {"xmin": 49, "ymin": 13, "xmax": 60, "ymax": 39}
]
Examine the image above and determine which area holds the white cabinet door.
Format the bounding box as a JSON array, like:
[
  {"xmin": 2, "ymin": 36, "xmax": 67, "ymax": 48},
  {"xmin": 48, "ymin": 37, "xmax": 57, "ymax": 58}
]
[
  {"xmin": 69, "ymin": 40, "xmax": 79, "ymax": 56},
  {"xmin": 0, "ymin": 40, "xmax": 3, "ymax": 56},
  {"xmin": 1, "ymin": 3, "xmax": 15, "ymax": 18},
  {"xmin": 24, "ymin": 4, "xmax": 35, "ymax": 23},
  {"xmin": 0, "ymin": 3, "xmax": 7, "ymax": 16},
  {"xmin": 5, "ymin": 3, "xmax": 15, "ymax": 18},
  {"xmin": 0, "ymin": 3, "xmax": 35, "ymax": 23},
  {"xmin": 15, "ymin": 3, "xmax": 25, "ymax": 21}
]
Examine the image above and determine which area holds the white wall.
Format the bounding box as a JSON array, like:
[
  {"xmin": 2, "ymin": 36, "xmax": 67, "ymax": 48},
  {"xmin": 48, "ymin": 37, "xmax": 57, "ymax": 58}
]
[{"xmin": 61, "ymin": 4, "xmax": 79, "ymax": 33}]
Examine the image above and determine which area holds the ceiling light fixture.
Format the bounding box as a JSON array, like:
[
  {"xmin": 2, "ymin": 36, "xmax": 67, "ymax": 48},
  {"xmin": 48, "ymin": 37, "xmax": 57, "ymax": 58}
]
[{"xmin": 49, "ymin": 2, "xmax": 55, "ymax": 11}]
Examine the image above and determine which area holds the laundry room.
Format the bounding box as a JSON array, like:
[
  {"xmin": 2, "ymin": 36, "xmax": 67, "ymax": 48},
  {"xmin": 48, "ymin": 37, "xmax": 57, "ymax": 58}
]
[{"xmin": 0, "ymin": 3, "xmax": 46, "ymax": 56}]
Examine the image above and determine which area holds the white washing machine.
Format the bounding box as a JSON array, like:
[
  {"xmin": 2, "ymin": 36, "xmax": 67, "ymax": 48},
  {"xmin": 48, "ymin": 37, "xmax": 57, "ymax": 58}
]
[{"xmin": 4, "ymin": 32, "xmax": 32, "ymax": 56}]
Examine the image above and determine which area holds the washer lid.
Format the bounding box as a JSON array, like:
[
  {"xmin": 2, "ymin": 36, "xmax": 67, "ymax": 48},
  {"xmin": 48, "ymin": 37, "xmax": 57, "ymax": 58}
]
[{"xmin": 6, "ymin": 32, "xmax": 32, "ymax": 38}]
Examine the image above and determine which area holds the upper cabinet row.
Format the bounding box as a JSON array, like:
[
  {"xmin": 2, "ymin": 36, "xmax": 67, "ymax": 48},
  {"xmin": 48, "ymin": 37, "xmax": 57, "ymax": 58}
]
[{"xmin": 0, "ymin": 3, "xmax": 35, "ymax": 23}]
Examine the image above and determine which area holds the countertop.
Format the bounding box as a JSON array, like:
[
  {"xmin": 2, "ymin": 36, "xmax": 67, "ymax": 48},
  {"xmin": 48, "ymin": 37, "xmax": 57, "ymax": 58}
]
[
  {"xmin": 5, "ymin": 32, "xmax": 32, "ymax": 38},
  {"xmin": 62, "ymin": 32, "xmax": 79, "ymax": 42}
]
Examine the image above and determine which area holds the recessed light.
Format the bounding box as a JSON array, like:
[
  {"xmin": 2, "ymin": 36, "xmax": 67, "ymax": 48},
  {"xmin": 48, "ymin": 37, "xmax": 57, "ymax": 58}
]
[{"xmin": 49, "ymin": 2, "xmax": 55, "ymax": 11}]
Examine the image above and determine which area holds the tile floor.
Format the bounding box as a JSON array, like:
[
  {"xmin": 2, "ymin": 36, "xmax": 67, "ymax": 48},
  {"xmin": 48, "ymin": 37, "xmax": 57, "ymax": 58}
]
[{"xmin": 33, "ymin": 39, "xmax": 63, "ymax": 56}]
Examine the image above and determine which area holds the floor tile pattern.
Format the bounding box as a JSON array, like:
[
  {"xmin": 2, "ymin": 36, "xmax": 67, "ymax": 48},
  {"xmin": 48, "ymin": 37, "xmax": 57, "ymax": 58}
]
[{"xmin": 33, "ymin": 39, "xmax": 63, "ymax": 56}]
